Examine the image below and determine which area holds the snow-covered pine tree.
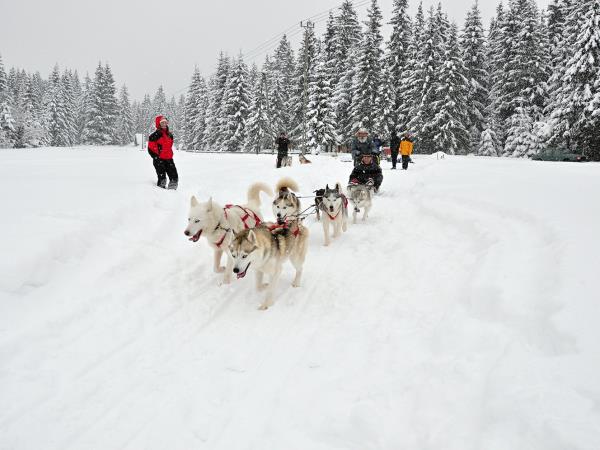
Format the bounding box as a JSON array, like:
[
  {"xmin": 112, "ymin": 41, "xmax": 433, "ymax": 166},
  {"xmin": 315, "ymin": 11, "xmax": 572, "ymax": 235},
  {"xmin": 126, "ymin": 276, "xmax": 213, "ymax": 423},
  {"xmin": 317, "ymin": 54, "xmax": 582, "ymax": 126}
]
[
  {"xmin": 75, "ymin": 74, "xmax": 92, "ymax": 145},
  {"xmin": 351, "ymin": 0, "xmax": 384, "ymax": 135},
  {"xmin": 549, "ymin": 0, "xmax": 600, "ymax": 158},
  {"xmin": 271, "ymin": 35, "xmax": 295, "ymax": 134},
  {"xmin": 460, "ymin": 1, "xmax": 489, "ymax": 153},
  {"xmin": 221, "ymin": 54, "xmax": 250, "ymax": 151},
  {"xmin": 306, "ymin": 48, "xmax": 337, "ymax": 153},
  {"xmin": 0, "ymin": 54, "xmax": 7, "ymax": 104},
  {"xmin": 184, "ymin": 68, "xmax": 207, "ymax": 150},
  {"xmin": 265, "ymin": 56, "xmax": 285, "ymax": 139},
  {"xmin": 46, "ymin": 65, "xmax": 70, "ymax": 147},
  {"xmin": 61, "ymin": 70, "xmax": 77, "ymax": 146},
  {"xmin": 333, "ymin": 0, "xmax": 362, "ymax": 146},
  {"xmin": 503, "ymin": 106, "xmax": 539, "ymax": 157},
  {"xmin": 385, "ymin": 0, "xmax": 412, "ymax": 135},
  {"xmin": 245, "ymin": 72, "xmax": 272, "ymax": 153},
  {"xmin": 290, "ymin": 24, "xmax": 318, "ymax": 150},
  {"xmin": 494, "ymin": 0, "xmax": 549, "ymax": 150},
  {"xmin": 116, "ymin": 85, "xmax": 134, "ymax": 145},
  {"xmin": 478, "ymin": 127, "xmax": 499, "ymax": 156},
  {"xmin": 203, "ymin": 53, "xmax": 230, "ymax": 150},
  {"xmin": 407, "ymin": 4, "xmax": 448, "ymax": 153},
  {"xmin": 0, "ymin": 101, "xmax": 15, "ymax": 148},
  {"xmin": 102, "ymin": 64, "xmax": 119, "ymax": 143},
  {"xmin": 431, "ymin": 22, "xmax": 471, "ymax": 155},
  {"xmin": 84, "ymin": 63, "xmax": 109, "ymax": 144},
  {"xmin": 152, "ymin": 86, "xmax": 168, "ymax": 122}
]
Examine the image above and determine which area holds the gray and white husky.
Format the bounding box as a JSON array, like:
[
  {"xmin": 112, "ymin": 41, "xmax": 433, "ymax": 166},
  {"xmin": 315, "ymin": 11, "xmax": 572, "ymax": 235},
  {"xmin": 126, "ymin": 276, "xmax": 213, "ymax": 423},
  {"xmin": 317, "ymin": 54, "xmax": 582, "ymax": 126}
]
[
  {"xmin": 347, "ymin": 184, "xmax": 373, "ymax": 224},
  {"xmin": 184, "ymin": 182, "xmax": 272, "ymax": 284},
  {"xmin": 316, "ymin": 183, "xmax": 348, "ymax": 246},
  {"xmin": 229, "ymin": 219, "xmax": 309, "ymax": 310},
  {"xmin": 272, "ymin": 177, "xmax": 301, "ymax": 224}
]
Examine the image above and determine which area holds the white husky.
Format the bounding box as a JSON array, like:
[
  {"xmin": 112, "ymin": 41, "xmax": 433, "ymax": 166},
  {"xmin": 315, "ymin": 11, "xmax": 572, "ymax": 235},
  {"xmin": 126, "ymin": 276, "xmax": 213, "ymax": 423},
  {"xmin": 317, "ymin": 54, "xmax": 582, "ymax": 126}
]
[{"xmin": 184, "ymin": 182, "xmax": 273, "ymax": 284}]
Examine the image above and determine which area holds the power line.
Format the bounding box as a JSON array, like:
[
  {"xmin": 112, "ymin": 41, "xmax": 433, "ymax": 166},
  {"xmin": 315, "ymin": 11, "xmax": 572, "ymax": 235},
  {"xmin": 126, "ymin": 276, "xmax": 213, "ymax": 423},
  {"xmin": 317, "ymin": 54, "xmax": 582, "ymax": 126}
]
[{"xmin": 170, "ymin": 0, "xmax": 372, "ymax": 98}]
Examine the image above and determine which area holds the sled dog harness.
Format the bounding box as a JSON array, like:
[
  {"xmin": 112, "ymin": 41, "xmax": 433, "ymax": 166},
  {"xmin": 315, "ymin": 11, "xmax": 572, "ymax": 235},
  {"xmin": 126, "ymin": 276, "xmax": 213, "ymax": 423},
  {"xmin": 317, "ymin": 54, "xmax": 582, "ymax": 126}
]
[
  {"xmin": 213, "ymin": 205, "xmax": 262, "ymax": 249},
  {"xmin": 326, "ymin": 195, "xmax": 349, "ymax": 221},
  {"xmin": 223, "ymin": 205, "xmax": 262, "ymax": 229},
  {"xmin": 268, "ymin": 221, "xmax": 301, "ymax": 237}
]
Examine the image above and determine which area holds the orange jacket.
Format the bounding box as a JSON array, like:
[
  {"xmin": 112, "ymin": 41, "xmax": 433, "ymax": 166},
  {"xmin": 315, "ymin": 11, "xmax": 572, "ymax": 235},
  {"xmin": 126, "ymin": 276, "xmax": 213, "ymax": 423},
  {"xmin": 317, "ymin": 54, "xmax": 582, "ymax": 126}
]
[{"xmin": 400, "ymin": 139, "xmax": 413, "ymax": 156}]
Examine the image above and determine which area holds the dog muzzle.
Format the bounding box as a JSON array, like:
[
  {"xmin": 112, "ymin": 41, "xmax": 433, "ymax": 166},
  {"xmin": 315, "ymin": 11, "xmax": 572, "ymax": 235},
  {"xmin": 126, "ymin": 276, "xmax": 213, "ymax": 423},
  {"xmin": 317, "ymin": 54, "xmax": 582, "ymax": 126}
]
[
  {"xmin": 234, "ymin": 262, "xmax": 251, "ymax": 279},
  {"xmin": 187, "ymin": 229, "xmax": 202, "ymax": 242}
]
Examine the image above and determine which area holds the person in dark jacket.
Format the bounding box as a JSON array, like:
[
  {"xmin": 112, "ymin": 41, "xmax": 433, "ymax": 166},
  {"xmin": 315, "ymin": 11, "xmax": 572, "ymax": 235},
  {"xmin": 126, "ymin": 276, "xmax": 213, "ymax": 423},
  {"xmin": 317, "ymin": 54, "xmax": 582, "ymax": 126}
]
[
  {"xmin": 389, "ymin": 131, "xmax": 400, "ymax": 169},
  {"xmin": 275, "ymin": 132, "xmax": 290, "ymax": 168},
  {"xmin": 348, "ymin": 153, "xmax": 384, "ymax": 192},
  {"xmin": 350, "ymin": 128, "xmax": 376, "ymax": 166},
  {"xmin": 148, "ymin": 115, "xmax": 178, "ymax": 189}
]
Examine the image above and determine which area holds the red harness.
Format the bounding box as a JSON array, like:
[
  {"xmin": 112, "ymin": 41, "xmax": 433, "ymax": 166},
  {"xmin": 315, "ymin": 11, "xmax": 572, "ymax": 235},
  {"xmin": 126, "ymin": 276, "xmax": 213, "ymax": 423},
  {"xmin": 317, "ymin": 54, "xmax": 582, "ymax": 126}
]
[
  {"xmin": 214, "ymin": 231, "xmax": 228, "ymax": 248},
  {"xmin": 223, "ymin": 205, "xmax": 262, "ymax": 230},
  {"xmin": 326, "ymin": 195, "xmax": 349, "ymax": 221},
  {"xmin": 268, "ymin": 221, "xmax": 301, "ymax": 237}
]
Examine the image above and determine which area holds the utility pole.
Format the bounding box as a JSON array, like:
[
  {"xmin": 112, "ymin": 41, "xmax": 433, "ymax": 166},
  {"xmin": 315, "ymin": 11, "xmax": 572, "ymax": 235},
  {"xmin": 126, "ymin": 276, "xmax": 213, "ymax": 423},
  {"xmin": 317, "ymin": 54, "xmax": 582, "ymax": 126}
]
[{"xmin": 300, "ymin": 20, "xmax": 314, "ymax": 156}]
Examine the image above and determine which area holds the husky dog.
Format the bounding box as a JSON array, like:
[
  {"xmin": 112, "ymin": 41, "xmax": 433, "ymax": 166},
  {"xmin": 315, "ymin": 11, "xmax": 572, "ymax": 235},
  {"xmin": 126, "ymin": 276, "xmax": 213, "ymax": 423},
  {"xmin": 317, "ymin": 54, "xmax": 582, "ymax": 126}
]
[
  {"xmin": 298, "ymin": 154, "xmax": 312, "ymax": 164},
  {"xmin": 316, "ymin": 183, "xmax": 348, "ymax": 246},
  {"xmin": 184, "ymin": 182, "xmax": 273, "ymax": 284},
  {"xmin": 272, "ymin": 177, "xmax": 301, "ymax": 224},
  {"xmin": 229, "ymin": 220, "xmax": 309, "ymax": 310},
  {"xmin": 347, "ymin": 184, "xmax": 373, "ymax": 224}
]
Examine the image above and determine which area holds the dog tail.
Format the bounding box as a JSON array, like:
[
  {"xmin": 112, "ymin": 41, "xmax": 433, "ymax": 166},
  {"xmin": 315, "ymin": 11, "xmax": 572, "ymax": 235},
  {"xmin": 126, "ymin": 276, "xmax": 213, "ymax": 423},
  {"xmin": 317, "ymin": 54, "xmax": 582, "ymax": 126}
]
[
  {"xmin": 247, "ymin": 182, "xmax": 273, "ymax": 209},
  {"xmin": 275, "ymin": 177, "xmax": 299, "ymax": 194}
]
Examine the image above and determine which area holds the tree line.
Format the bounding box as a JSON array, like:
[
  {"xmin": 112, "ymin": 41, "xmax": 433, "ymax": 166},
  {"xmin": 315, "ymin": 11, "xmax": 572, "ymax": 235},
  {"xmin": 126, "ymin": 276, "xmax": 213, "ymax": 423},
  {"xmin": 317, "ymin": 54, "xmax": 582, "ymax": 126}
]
[{"xmin": 1, "ymin": 0, "xmax": 599, "ymax": 158}]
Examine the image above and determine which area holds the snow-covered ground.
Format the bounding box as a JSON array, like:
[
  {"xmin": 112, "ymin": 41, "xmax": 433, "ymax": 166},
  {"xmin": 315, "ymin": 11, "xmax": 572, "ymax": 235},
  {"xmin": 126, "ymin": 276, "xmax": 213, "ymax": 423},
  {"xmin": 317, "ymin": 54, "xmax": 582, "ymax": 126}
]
[{"xmin": 1, "ymin": 147, "xmax": 599, "ymax": 450}]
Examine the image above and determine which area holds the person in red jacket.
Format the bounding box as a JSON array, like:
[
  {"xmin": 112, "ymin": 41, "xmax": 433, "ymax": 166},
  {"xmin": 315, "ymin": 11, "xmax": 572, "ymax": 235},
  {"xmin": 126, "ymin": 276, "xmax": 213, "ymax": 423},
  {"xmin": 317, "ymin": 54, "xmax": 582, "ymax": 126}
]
[{"xmin": 148, "ymin": 115, "xmax": 178, "ymax": 189}]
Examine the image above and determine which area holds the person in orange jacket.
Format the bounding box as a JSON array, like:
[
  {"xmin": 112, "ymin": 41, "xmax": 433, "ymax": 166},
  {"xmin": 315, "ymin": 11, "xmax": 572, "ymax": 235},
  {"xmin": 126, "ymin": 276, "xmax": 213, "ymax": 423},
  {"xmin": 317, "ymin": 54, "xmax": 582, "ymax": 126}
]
[
  {"xmin": 148, "ymin": 115, "xmax": 178, "ymax": 189},
  {"xmin": 400, "ymin": 133, "xmax": 414, "ymax": 170}
]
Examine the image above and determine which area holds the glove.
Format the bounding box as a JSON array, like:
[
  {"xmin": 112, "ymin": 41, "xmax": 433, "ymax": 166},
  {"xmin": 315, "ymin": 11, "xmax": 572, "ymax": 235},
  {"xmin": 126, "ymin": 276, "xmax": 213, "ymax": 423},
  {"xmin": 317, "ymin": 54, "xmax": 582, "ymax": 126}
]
[
  {"xmin": 350, "ymin": 178, "xmax": 359, "ymax": 185},
  {"xmin": 366, "ymin": 178, "xmax": 374, "ymax": 186}
]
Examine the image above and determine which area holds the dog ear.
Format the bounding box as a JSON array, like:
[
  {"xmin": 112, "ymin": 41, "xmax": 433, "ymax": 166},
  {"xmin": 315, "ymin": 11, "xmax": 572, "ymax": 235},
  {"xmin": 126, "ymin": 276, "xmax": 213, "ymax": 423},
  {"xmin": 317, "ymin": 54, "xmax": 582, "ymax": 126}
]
[
  {"xmin": 325, "ymin": 184, "xmax": 329, "ymax": 191},
  {"xmin": 207, "ymin": 197, "xmax": 213, "ymax": 211},
  {"xmin": 191, "ymin": 196, "xmax": 199, "ymax": 207},
  {"xmin": 335, "ymin": 183, "xmax": 341, "ymax": 192},
  {"xmin": 248, "ymin": 230, "xmax": 256, "ymax": 244}
]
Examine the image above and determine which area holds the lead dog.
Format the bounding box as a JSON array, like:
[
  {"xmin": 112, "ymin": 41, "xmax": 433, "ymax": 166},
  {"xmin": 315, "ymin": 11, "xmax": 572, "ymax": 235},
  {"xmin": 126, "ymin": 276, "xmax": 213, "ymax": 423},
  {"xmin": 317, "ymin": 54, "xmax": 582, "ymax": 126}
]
[
  {"xmin": 316, "ymin": 183, "xmax": 348, "ymax": 246},
  {"xmin": 272, "ymin": 177, "xmax": 302, "ymax": 224},
  {"xmin": 184, "ymin": 182, "xmax": 272, "ymax": 284},
  {"xmin": 229, "ymin": 219, "xmax": 309, "ymax": 310},
  {"xmin": 347, "ymin": 184, "xmax": 373, "ymax": 224}
]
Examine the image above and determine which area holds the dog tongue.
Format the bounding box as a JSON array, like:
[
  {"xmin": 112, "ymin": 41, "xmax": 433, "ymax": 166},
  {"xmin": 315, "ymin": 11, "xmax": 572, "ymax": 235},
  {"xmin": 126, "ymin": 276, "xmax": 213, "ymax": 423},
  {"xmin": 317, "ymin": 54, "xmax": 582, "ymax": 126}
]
[{"xmin": 237, "ymin": 272, "xmax": 246, "ymax": 279}]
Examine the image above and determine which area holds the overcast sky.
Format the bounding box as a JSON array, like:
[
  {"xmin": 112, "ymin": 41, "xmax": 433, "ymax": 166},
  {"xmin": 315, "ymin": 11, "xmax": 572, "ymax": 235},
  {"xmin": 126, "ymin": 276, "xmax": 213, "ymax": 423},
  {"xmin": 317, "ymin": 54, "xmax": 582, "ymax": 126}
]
[{"xmin": 1, "ymin": 0, "xmax": 551, "ymax": 101}]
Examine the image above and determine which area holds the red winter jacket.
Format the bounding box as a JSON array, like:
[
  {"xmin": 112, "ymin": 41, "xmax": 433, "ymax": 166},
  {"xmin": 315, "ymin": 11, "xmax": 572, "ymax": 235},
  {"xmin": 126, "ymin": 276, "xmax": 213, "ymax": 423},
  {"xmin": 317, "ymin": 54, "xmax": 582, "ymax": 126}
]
[{"xmin": 148, "ymin": 115, "xmax": 174, "ymax": 160}]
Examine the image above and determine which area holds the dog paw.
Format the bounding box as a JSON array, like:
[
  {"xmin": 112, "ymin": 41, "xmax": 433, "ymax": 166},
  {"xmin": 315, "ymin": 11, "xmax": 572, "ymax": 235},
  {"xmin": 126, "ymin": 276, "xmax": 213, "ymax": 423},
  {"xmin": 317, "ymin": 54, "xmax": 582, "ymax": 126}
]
[
  {"xmin": 292, "ymin": 282, "xmax": 301, "ymax": 288},
  {"xmin": 215, "ymin": 266, "xmax": 226, "ymax": 273}
]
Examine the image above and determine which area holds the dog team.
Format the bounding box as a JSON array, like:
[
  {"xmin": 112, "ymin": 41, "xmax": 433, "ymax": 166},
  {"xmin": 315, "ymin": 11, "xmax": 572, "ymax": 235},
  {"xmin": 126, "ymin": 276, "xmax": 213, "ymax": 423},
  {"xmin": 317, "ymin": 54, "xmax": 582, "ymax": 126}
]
[{"xmin": 184, "ymin": 173, "xmax": 378, "ymax": 310}]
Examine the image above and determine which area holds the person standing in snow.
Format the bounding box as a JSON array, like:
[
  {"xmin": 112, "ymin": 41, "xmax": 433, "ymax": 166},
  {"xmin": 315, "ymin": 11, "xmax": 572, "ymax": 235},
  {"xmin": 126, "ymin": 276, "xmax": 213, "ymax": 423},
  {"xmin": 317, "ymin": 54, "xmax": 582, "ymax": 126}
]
[
  {"xmin": 400, "ymin": 133, "xmax": 414, "ymax": 170},
  {"xmin": 275, "ymin": 132, "xmax": 290, "ymax": 168},
  {"xmin": 351, "ymin": 128, "xmax": 376, "ymax": 166},
  {"xmin": 148, "ymin": 115, "xmax": 178, "ymax": 189},
  {"xmin": 389, "ymin": 131, "xmax": 400, "ymax": 170}
]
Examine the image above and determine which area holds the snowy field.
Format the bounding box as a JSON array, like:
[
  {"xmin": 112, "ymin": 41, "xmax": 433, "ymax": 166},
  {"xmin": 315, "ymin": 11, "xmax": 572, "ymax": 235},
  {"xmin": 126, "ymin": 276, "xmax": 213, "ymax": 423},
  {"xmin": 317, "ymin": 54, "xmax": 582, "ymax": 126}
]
[{"xmin": 1, "ymin": 147, "xmax": 600, "ymax": 450}]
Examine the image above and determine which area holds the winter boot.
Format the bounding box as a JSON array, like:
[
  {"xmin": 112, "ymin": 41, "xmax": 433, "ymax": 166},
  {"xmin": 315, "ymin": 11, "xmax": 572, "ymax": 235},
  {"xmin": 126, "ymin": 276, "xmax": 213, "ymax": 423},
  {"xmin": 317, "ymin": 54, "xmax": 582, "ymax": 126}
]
[
  {"xmin": 157, "ymin": 179, "xmax": 167, "ymax": 189},
  {"xmin": 168, "ymin": 180, "xmax": 178, "ymax": 190}
]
